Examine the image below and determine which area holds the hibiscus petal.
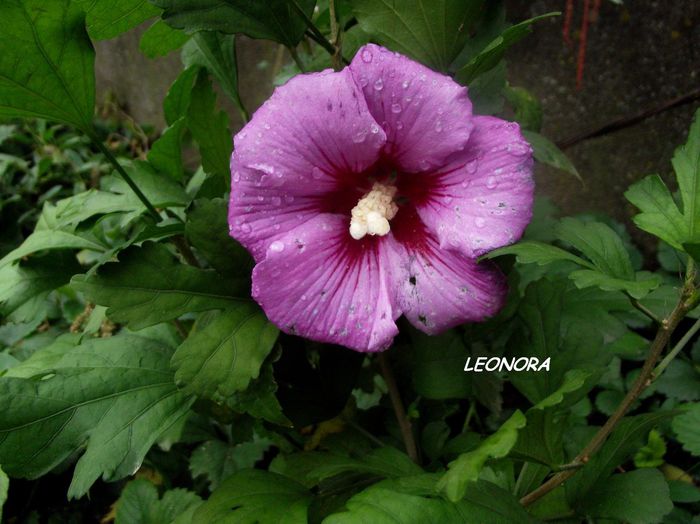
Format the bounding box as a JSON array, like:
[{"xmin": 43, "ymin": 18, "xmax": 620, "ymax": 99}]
[
  {"xmin": 251, "ymin": 214, "xmax": 404, "ymax": 352},
  {"xmin": 348, "ymin": 44, "xmax": 474, "ymax": 173},
  {"xmin": 410, "ymin": 115, "xmax": 534, "ymax": 258},
  {"xmin": 393, "ymin": 221, "xmax": 508, "ymax": 334},
  {"xmin": 229, "ymin": 68, "xmax": 387, "ymax": 261}
]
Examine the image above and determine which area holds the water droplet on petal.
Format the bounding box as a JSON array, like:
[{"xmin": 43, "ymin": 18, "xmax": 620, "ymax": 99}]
[
  {"xmin": 312, "ymin": 166, "xmax": 323, "ymax": 179},
  {"xmin": 466, "ymin": 159, "xmax": 478, "ymax": 174},
  {"xmin": 391, "ymin": 103, "xmax": 402, "ymax": 114},
  {"xmin": 475, "ymin": 217, "xmax": 486, "ymax": 228},
  {"xmin": 435, "ymin": 120, "xmax": 443, "ymax": 132},
  {"xmin": 373, "ymin": 78, "xmax": 384, "ymax": 91},
  {"xmin": 232, "ymin": 171, "xmax": 240, "ymax": 182},
  {"xmin": 270, "ymin": 240, "xmax": 285, "ymax": 253},
  {"xmin": 284, "ymin": 194, "xmax": 295, "ymax": 203},
  {"xmin": 240, "ymin": 223, "xmax": 251, "ymax": 233},
  {"xmin": 395, "ymin": 121, "xmax": 404, "ymax": 130},
  {"xmin": 361, "ymin": 49, "xmax": 373, "ymax": 63},
  {"xmin": 271, "ymin": 196, "xmax": 281, "ymax": 206},
  {"xmin": 402, "ymin": 79, "xmax": 410, "ymax": 89},
  {"xmin": 352, "ymin": 130, "xmax": 367, "ymax": 143},
  {"xmin": 359, "ymin": 76, "xmax": 368, "ymax": 87},
  {"xmin": 486, "ymin": 176, "xmax": 497, "ymax": 189}
]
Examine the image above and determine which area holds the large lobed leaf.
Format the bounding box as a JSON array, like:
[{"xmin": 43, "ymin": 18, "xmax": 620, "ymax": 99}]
[
  {"xmin": 0, "ymin": 331, "xmax": 194, "ymax": 498},
  {"xmin": 72, "ymin": 242, "xmax": 249, "ymax": 329},
  {"xmin": 76, "ymin": 0, "xmax": 160, "ymax": 41},
  {"xmin": 0, "ymin": 0, "xmax": 95, "ymax": 132}
]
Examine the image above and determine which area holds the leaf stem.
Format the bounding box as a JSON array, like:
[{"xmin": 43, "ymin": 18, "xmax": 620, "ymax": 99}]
[
  {"xmin": 328, "ymin": 0, "xmax": 342, "ymax": 71},
  {"xmin": 90, "ymin": 137, "xmax": 161, "ymax": 222},
  {"xmin": 654, "ymin": 316, "xmax": 700, "ymax": 378},
  {"xmin": 377, "ymin": 351, "xmax": 419, "ymax": 463},
  {"xmin": 287, "ymin": 46, "xmax": 306, "ymax": 72},
  {"xmin": 520, "ymin": 263, "xmax": 699, "ymax": 506},
  {"xmin": 625, "ymin": 292, "xmax": 662, "ymax": 324},
  {"xmin": 289, "ymin": 0, "xmax": 337, "ymax": 58}
]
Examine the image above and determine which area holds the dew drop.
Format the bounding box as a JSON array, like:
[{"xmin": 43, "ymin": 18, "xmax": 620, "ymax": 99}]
[
  {"xmin": 395, "ymin": 121, "xmax": 404, "ymax": 130},
  {"xmin": 466, "ymin": 159, "xmax": 478, "ymax": 174},
  {"xmin": 312, "ymin": 166, "xmax": 323, "ymax": 179},
  {"xmin": 270, "ymin": 241, "xmax": 285, "ymax": 253},
  {"xmin": 257, "ymin": 195, "xmax": 264, "ymax": 201},
  {"xmin": 486, "ymin": 176, "xmax": 497, "ymax": 189},
  {"xmin": 370, "ymin": 124, "xmax": 380, "ymax": 134},
  {"xmin": 359, "ymin": 76, "xmax": 368, "ymax": 87},
  {"xmin": 373, "ymin": 78, "xmax": 384, "ymax": 91},
  {"xmin": 284, "ymin": 194, "xmax": 295, "ymax": 203},
  {"xmin": 271, "ymin": 196, "xmax": 281, "ymax": 206},
  {"xmin": 352, "ymin": 130, "xmax": 367, "ymax": 143},
  {"xmin": 232, "ymin": 171, "xmax": 240, "ymax": 182},
  {"xmin": 434, "ymin": 120, "xmax": 443, "ymax": 132},
  {"xmin": 402, "ymin": 79, "xmax": 410, "ymax": 89},
  {"xmin": 240, "ymin": 223, "xmax": 251, "ymax": 233},
  {"xmin": 475, "ymin": 217, "xmax": 486, "ymax": 228},
  {"xmin": 391, "ymin": 103, "xmax": 402, "ymax": 114},
  {"xmin": 361, "ymin": 49, "xmax": 373, "ymax": 63}
]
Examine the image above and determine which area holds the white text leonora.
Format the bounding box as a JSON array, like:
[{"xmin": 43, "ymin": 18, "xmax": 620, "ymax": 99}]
[{"xmin": 464, "ymin": 357, "xmax": 551, "ymax": 372}]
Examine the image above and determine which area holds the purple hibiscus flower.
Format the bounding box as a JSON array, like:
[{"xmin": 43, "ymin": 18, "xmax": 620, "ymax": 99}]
[{"xmin": 228, "ymin": 44, "xmax": 534, "ymax": 352}]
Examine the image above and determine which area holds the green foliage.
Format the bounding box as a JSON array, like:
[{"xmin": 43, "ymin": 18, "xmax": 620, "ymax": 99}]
[
  {"xmin": 140, "ymin": 19, "xmax": 191, "ymax": 58},
  {"xmin": 77, "ymin": 0, "xmax": 160, "ymax": 41},
  {"xmin": 673, "ymin": 403, "xmax": 700, "ymax": 455},
  {"xmin": 115, "ymin": 479, "xmax": 202, "ymax": 524},
  {"xmin": 0, "ymin": 466, "xmax": 7, "ymax": 522},
  {"xmin": 522, "ymin": 130, "xmax": 581, "ymax": 179},
  {"xmin": 0, "ymin": 0, "xmax": 95, "ymax": 132},
  {"xmin": 153, "ymin": 0, "xmax": 316, "ymax": 47},
  {"xmin": 353, "ymin": 0, "xmax": 485, "ymax": 71}
]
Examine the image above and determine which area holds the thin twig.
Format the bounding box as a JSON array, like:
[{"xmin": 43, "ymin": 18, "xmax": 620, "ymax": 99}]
[
  {"xmin": 289, "ymin": 0, "xmax": 337, "ymax": 57},
  {"xmin": 625, "ymin": 292, "xmax": 662, "ymax": 324},
  {"xmin": 328, "ymin": 0, "xmax": 342, "ymax": 71},
  {"xmin": 172, "ymin": 235, "xmax": 200, "ymax": 268},
  {"xmin": 558, "ymin": 87, "xmax": 700, "ymax": 149},
  {"xmin": 288, "ymin": 46, "xmax": 306, "ymax": 72},
  {"xmin": 654, "ymin": 316, "xmax": 700, "ymax": 378},
  {"xmin": 377, "ymin": 351, "xmax": 419, "ymax": 463},
  {"xmin": 521, "ymin": 262, "xmax": 699, "ymax": 506}
]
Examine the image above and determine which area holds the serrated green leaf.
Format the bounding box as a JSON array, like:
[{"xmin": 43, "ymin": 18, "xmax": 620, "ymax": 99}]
[
  {"xmin": 655, "ymin": 360, "xmax": 700, "ymax": 401},
  {"xmin": 673, "ymin": 109, "xmax": 700, "ymax": 237},
  {"xmin": 115, "ymin": 479, "xmax": 202, "ymax": 524},
  {"xmin": 147, "ymin": 117, "xmax": 186, "ymax": 181},
  {"xmin": 72, "ymin": 242, "xmax": 248, "ymax": 329},
  {"xmin": 0, "ymin": 0, "xmax": 95, "ymax": 132},
  {"xmin": 438, "ymin": 410, "xmax": 526, "ymax": 501},
  {"xmin": 532, "ymin": 369, "xmax": 591, "ymax": 410},
  {"xmin": 633, "ymin": 429, "xmax": 666, "ymax": 468},
  {"xmin": 577, "ymin": 469, "xmax": 673, "ymax": 524},
  {"xmin": 568, "ymin": 269, "xmax": 661, "ymax": 299},
  {"xmin": 164, "ymin": 66, "xmax": 199, "ymax": 126},
  {"xmin": 172, "ymin": 304, "xmax": 278, "ymax": 400},
  {"xmin": 139, "ymin": 19, "xmax": 190, "ymax": 58},
  {"xmin": 187, "ymin": 71, "xmax": 231, "ymax": 186},
  {"xmin": 190, "ymin": 437, "xmax": 272, "ymax": 491},
  {"xmin": 486, "ymin": 240, "xmax": 594, "ymax": 269},
  {"xmin": 556, "ymin": 218, "xmax": 635, "ymax": 280},
  {"xmin": 522, "ymin": 130, "xmax": 580, "ymax": 179},
  {"xmin": 183, "ymin": 32, "xmax": 245, "ymax": 116},
  {"xmin": 455, "ymin": 13, "xmax": 558, "ymax": 84},
  {"xmin": 227, "ymin": 359, "xmax": 290, "ymax": 426},
  {"xmin": 353, "ymin": 0, "xmax": 486, "ymax": 71},
  {"xmin": 0, "ymin": 333, "xmax": 194, "ymax": 498},
  {"xmin": 153, "ymin": 0, "xmax": 315, "ymax": 47},
  {"xmin": 192, "ymin": 469, "xmax": 311, "ymax": 524},
  {"xmin": 672, "ymin": 403, "xmax": 700, "ymax": 455},
  {"xmin": 76, "ymin": 0, "xmax": 160, "ymax": 41},
  {"xmin": 625, "ymin": 174, "xmax": 687, "ymax": 249},
  {"xmin": 0, "ymin": 231, "xmax": 104, "ymax": 269}
]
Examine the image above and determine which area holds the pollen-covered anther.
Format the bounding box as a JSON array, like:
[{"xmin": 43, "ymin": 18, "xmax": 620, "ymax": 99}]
[{"xmin": 349, "ymin": 182, "xmax": 399, "ymax": 240}]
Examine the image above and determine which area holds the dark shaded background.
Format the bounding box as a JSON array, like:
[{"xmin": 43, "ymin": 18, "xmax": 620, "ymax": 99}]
[{"xmin": 95, "ymin": 0, "xmax": 700, "ymax": 233}]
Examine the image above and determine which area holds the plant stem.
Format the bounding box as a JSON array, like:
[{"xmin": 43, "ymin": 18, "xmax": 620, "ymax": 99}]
[
  {"xmin": 289, "ymin": 0, "xmax": 337, "ymax": 58},
  {"xmin": 520, "ymin": 264, "xmax": 699, "ymax": 506},
  {"xmin": 232, "ymin": 36, "xmax": 250, "ymax": 124},
  {"xmin": 654, "ymin": 316, "xmax": 700, "ymax": 378},
  {"xmin": 91, "ymin": 137, "xmax": 161, "ymax": 222},
  {"xmin": 625, "ymin": 292, "xmax": 662, "ymax": 324},
  {"xmin": 172, "ymin": 235, "xmax": 200, "ymax": 268},
  {"xmin": 377, "ymin": 351, "xmax": 419, "ymax": 463},
  {"xmin": 328, "ymin": 0, "xmax": 342, "ymax": 71},
  {"xmin": 288, "ymin": 46, "xmax": 306, "ymax": 72}
]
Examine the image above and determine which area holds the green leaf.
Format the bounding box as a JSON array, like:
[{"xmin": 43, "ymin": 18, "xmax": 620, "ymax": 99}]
[
  {"xmin": 511, "ymin": 409, "xmax": 565, "ymax": 467},
  {"xmin": 577, "ymin": 469, "xmax": 673, "ymax": 524},
  {"xmin": 455, "ymin": 13, "xmax": 558, "ymax": 84},
  {"xmin": 532, "ymin": 369, "xmax": 591, "ymax": 410},
  {"xmin": 107, "ymin": 160, "xmax": 190, "ymax": 208},
  {"xmin": 153, "ymin": 0, "xmax": 315, "ymax": 47},
  {"xmin": 672, "ymin": 403, "xmax": 700, "ymax": 455},
  {"xmin": 438, "ymin": 410, "xmax": 526, "ymax": 501},
  {"xmin": 0, "ymin": 0, "xmax": 95, "ymax": 131},
  {"xmin": 633, "ymin": 429, "xmax": 666, "ymax": 468},
  {"xmin": 626, "ymin": 175, "xmax": 687, "ymax": 249},
  {"xmin": 147, "ymin": 118, "xmax": 186, "ymax": 181},
  {"xmin": 183, "ymin": 32, "xmax": 245, "ymax": 115},
  {"xmin": 0, "ymin": 231, "xmax": 104, "ymax": 269},
  {"xmin": 556, "ymin": 218, "xmax": 634, "ymax": 280},
  {"xmin": 486, "ymin": 240, "xmax": 594, "ymax": 269},
  {"xmin": 190, "ymin": 437, "xmax": 272, "ymax": 491},
  {"xmin": 192, "ymin": 469, "xmax": 311, "ymax": 524},
  {"xmin": 76, "ymin": 0, "xmax": 160, "ymax": 40},
  {"xmin": 227, "ymin": 359, "xmax": 290, "ymax": 426},
  {"xmin": 504, "ymin": 86, "xmax": 542, "ymax": 131},
  {"xmin": 0, "ymin": 466, "xmax": 7, "ymax": 522},
  {"xmin": 673, "ymin": 109, "xmax": 700, "ymax": 237},
  {"xmin": 185, "ymin": 198, "xmax": 252, "ymax": 275},
  {"xmin": 164, "ymin": 65, "xmax": 199, "ymax": 126},
  {"xmin": 0, "ymin": 332, "xmax": 194, "ymax": 498},
  {"xmin": 172, "ymin": 304, "xmax": 279, "ymax": 401},
  {"xmin": 71, "ymin": 243, "xmax": 249, "ymax": 329},
  {"xmin": 139, "ymin": 19, "xmax": 190, "ymax": 58},
  {"xmin": 353, "ymin": 0, "xmax": 486, "ymax": 71},
  {"xmin": 410, "ymin": 328, "xmax": 470, "ymax": 399},
  {"xmin": 566, "ymin": 411, "xmax": 675, "ymax": 505},
  {"xmin": 568, "ymin": 269, "xmax": 661, "ymax": 299},
  {"xmin": 522, "ymin": 130, "xmax": 580, "ymax": 180},
  {"xmin": 187, "ymin": 71, "xmax": 231, "ymax": 185},
  {"xmin": 655, "ymin": 360, "xmax": 700, "ymax": 401},
  {"xmin": 115, "ymin": 479, "xmax": 202, "ymax": 524}
]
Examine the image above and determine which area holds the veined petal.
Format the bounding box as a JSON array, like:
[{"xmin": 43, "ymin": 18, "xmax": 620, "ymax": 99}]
[
  {"xmin": 251, "ymin": 214, "xmax": 404, "ymax": 352},
  {"xmin": 410, "ymin": 115, "xmax": 534, "ymax": 258},
  {"xmin": 229, "ymin": 68, "xmax": 387, "ymax": 261},
  {"xmin": 393, "ymin": 213, "xmax": 508, "ymax": 333},
  {"xmin": 349, "ymin": 44, "xmax": 474, "ymax": 173}
]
